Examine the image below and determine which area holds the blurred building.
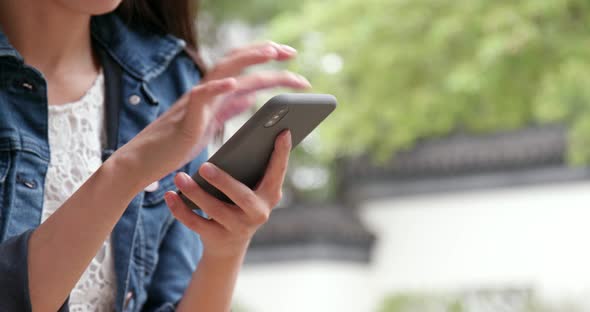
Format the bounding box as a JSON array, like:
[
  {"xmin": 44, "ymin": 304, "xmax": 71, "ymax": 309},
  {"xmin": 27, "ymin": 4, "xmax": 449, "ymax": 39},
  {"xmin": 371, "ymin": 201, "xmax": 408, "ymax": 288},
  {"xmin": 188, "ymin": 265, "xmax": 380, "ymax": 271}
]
[{"xmin": 234, "ymin": 125, "xmax": 590, "ymax": 312}]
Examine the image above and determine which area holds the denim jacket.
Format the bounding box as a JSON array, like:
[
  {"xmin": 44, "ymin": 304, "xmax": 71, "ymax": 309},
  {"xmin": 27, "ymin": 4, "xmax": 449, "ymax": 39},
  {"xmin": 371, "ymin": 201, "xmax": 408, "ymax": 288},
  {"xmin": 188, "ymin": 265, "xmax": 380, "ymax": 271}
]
[{"xmin": 0, "ymin": 13, "xmax": 207, "ymax": 312}]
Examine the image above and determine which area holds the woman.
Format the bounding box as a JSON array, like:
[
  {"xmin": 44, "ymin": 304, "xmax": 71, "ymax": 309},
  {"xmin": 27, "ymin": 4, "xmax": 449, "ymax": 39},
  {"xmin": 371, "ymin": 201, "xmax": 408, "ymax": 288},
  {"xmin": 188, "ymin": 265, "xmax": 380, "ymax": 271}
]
[{"xmin": 0, "ymin": 0, "xmax": 310, "ymax": 311}]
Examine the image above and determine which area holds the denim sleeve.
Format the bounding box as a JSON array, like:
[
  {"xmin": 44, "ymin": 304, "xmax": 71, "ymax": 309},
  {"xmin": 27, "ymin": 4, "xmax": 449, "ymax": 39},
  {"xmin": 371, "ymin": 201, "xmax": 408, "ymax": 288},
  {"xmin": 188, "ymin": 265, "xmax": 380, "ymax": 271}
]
[
  {"xmin": 0, "ymin": 230, "xmax": 69, "ymax": 312},
  {"xmin": 0, "ymin": 229, "xmax": 34, "ymax": 312},
  {"xmin": 142, "ymin": 220, "xmax": 203, "ymax": 312}
]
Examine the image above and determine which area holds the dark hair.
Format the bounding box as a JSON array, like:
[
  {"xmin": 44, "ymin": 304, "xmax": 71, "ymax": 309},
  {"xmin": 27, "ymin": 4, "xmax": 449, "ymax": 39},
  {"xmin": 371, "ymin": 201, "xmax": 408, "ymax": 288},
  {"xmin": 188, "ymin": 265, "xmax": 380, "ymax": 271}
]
[{"xmin": 115, "ymin": 0, "xmax": 206, "ymax": 72}]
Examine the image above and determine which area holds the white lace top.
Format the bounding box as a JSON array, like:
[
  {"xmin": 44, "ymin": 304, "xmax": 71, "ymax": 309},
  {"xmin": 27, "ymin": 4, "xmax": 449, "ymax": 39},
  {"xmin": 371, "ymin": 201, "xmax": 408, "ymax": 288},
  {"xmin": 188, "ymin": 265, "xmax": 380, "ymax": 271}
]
[{"xmin": 42, "ymin": 72, "xmax": 117, "ymax": 312}]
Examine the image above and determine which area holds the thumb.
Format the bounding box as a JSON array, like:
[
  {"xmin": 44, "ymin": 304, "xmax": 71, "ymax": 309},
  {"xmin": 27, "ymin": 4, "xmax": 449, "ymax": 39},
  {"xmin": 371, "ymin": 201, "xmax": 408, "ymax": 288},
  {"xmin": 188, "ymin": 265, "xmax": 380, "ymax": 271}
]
[{"xmin": 184, "ymin": 78, "xmax": 237, "ymax": 127}]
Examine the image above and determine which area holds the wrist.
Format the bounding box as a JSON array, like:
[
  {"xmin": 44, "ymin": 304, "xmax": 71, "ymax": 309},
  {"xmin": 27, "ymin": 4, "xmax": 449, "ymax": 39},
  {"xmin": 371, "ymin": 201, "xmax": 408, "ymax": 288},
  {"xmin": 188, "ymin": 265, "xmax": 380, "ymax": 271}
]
[
  {"xmin": 202, "ymin": 241, "xmax": 250, "ymax": 262},
  {"xmin": 102, "ymin": 150, "xmax": 147, "ymax": 196}
]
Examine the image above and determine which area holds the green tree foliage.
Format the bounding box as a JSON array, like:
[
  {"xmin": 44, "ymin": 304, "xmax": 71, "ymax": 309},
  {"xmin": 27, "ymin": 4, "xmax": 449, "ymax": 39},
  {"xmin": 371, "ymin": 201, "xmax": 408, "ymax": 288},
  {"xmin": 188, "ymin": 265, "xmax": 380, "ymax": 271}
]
[
  {"xmin": 377, "ymin": 293, "xmax": 463, "ymax": 312},
  {"xmin": 205, "ymin": 0, "xmax": 590, "ymax": 164},
  {"xmin": 200, "ymin": 0, "xmax": 298, "ymax": 25},
  {"xmin": 377, "ymin": 291, "xmax": 583, "ymax": 312}
]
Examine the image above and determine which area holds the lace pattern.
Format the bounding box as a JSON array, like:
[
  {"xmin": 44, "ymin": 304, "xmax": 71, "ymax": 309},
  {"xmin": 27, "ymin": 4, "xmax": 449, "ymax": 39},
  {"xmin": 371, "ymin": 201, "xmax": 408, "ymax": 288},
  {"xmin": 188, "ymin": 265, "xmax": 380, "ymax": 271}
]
[{"xmin": 42, "ymin": 72, "xmax": 117, "ymax": 311}]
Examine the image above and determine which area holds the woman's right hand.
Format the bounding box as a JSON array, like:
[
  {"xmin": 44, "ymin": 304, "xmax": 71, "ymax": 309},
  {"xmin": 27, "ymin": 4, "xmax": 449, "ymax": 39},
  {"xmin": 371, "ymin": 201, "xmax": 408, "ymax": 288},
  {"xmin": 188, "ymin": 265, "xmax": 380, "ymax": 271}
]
[{"xmin": 111, "ymin": 71, "xmax": 311, "ymax": 190}]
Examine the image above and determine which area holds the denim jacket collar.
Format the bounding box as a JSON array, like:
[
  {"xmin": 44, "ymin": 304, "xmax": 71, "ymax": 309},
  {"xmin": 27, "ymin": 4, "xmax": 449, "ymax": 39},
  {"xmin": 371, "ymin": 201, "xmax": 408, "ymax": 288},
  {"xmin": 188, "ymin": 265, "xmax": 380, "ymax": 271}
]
[
  {"xmin": 91, "ymin": 14, "xmax": 187, "ymax": 82},
  {"xmin": 0, "ymin": 26, "xmax": 22, "ymax": 60},
  {"xmin": 0, "ymin": 13, "xmax": 186, "ymax": 82}
]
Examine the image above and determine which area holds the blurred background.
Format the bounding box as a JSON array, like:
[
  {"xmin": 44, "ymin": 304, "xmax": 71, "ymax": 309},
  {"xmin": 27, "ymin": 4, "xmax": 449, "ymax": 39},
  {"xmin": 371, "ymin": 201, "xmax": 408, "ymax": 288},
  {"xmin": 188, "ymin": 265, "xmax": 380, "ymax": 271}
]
[{"xmin": 198, "ymin": 1, "xmax": 590, "ymax": 311}]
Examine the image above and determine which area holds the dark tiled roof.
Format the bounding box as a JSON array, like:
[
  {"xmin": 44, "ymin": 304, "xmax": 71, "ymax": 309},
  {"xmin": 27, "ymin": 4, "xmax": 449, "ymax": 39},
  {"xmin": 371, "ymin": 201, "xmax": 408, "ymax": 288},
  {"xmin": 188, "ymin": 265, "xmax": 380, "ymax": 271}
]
[
  {"xmin": 339, "ymin": 124, "xmax": 590, "ymax": 200},
  {"xmin": 342, "ymin": 125, "xmax": 567, "ymax": 181},
  {"xmin": 247, "ymin": 204, "xmax": 375, "ymax": 263}
]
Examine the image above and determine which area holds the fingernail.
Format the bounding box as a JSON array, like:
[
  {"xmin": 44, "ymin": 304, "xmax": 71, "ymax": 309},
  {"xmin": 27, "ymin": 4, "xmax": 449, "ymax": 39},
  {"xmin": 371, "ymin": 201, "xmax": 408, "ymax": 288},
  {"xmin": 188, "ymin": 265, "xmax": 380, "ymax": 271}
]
[
  {"xmin": 211, "ymin": 78, "xmax": 235, "ymax": 92},
  {"xmin": 297, "ymin": 74, "xmax": 312, "ymax": 87},
  {"xmin": 176, "ymin": 172, "xmax": 193, "ymax": 189},
  {"xmin": 283, "ymin": 131, "xmax": 292, "ymax": 147},
  {"xmin": 164, "ymin": 192, "xmax": 177, "ymax": 207},
  {"xmin": 262, "ymin": 46, "xmax": 278, "ymax": 57},
  {"xmin": 200, "ymin": 162, "xmax": 218, "ymax": 179},
  {"xmin": 222, "ymin": 77, "xmax": 237, "ymax": 87},
  {"xmin": 281, "ymin": 44, "xmax": 297, "ymax": 54}
]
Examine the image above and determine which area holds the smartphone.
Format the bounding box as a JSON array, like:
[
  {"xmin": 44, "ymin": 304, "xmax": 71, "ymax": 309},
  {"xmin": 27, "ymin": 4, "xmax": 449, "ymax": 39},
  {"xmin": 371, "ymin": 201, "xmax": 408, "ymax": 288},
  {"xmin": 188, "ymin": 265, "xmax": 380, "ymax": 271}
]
[{"xmin": 179, "ymin": 93, "xmax": 337, "ymax": 211}]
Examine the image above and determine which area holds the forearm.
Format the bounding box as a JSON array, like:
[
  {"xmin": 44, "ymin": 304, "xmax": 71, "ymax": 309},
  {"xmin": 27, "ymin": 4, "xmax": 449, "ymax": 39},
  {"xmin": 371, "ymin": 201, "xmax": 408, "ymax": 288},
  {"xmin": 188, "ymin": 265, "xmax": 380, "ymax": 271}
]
[
  {"xmin": 28, "ymin": 154, "xmax": 145, "ymax": 311},
  {"xmin": 177, "ymin": 248, "xmax": 248, "ymax": 312}
]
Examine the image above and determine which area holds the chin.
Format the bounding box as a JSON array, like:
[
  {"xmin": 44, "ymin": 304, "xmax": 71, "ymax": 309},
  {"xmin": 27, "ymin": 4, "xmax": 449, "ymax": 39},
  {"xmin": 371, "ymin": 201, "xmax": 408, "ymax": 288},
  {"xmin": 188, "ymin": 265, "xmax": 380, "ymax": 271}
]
[{"xmin": 55, "ymin": 0, "xmax": 123, "ymax": 15}]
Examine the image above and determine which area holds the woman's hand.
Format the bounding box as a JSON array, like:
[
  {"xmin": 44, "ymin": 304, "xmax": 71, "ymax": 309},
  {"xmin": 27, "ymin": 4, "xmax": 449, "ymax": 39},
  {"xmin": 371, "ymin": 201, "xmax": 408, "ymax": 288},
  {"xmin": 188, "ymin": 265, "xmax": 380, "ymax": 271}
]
[
  {"xmin": 169, "ymin": 130, "xmax": 291, "ymax": 311},
  {"xmin": 111, "ymin": 41, "xmax": 306, "ymax": 190},
  {"xmin": 164, "ymin": 130, "xmax": 292, "ymax": 258},
  {"xmin": 198, "ymin": 41, "xmax": 299, "ymax": 121}
]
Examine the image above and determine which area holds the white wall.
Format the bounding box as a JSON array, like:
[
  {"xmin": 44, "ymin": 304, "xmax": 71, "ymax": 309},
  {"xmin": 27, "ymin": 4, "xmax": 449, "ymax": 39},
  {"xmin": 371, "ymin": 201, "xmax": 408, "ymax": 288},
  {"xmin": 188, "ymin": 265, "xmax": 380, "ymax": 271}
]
[
  {"xmin": 362, "ymin": 180, "xmax": 590, "ymax": 302},
  {"xmin": 235, "ymin": 261, "xmax": 376, "ymax": 312},
  {"xmin": 235, "ymin": 180, "xmax": 590, "ymax": 311}
]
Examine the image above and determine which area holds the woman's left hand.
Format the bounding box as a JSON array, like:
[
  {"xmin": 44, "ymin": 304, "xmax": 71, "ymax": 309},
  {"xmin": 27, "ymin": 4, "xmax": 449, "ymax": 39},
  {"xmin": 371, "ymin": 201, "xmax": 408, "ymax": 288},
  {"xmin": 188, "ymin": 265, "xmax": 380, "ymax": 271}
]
[{"xmin": 164, "ymin": 130, "xmax": 292, "ymax": 258}]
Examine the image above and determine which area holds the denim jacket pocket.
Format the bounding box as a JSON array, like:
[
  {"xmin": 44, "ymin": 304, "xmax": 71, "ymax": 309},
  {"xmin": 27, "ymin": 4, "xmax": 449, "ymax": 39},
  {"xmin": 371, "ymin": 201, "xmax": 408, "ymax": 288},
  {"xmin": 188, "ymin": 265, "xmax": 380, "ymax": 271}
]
[{"xmin": 0, "ymin": 150, "xmax": 10, "ymax": 184}]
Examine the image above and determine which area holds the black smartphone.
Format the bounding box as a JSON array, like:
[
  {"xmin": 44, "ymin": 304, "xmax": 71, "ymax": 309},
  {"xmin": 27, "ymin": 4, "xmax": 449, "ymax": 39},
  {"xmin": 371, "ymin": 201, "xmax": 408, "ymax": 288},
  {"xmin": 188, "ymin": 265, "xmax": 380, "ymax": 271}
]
[{"xmin": 179, "ymin": 93, "xmax": 337, "ymax": 211}]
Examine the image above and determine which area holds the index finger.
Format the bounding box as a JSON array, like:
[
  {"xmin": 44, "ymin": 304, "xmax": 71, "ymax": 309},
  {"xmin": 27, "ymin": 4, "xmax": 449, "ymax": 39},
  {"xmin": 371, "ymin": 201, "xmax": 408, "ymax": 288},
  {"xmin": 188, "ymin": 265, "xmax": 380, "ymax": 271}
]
[
  {"xmin": 208, "ymin": 42, "xmax": 297, "ymax": 80},
  {"xmin": 184, "ymin": 78, "xmax": 237, "ymax": 125},
  {"xmin": 228, "ymin": 41, "xmax": 297, "ymax": 61}
]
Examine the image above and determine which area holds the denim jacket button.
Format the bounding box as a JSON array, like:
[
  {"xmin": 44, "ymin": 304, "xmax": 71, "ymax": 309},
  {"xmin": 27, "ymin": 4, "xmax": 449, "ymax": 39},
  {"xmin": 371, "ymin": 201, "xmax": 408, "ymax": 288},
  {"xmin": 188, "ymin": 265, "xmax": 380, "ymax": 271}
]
[
  {"xmin": 16, "ymin": 174, "xmax": 36, "ymax": 189},
  {"xmin": 11, "ymin": 79, "xmax": 36, "ymax": 92},
  {"xmin": 144, "ymin": 181, "xmax": 159, "ymax": 192},
  {"xmin": 21, "ymin": 82, "xmax": 35, "ymax": 91},
  {"xmin": 23, "ymin": 180, "xmax": 36, "ymax": 189},
  {"xmin": 129, "ymin": 94, "xmax": 141, "ymax": 105}
]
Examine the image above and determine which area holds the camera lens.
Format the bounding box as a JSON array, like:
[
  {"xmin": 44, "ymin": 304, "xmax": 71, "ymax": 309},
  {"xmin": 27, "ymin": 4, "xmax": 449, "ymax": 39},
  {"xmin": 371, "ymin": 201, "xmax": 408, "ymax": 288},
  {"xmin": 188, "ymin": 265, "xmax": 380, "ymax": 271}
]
[
  {"xmin": 264, "ymin": 108, "xmax": 289, "ymax": 128},
  {"xmin": 264, "ymin": 115, "xmax": 281, "ymax": 128},
  {"xmin": 264, "ymin": 119, "xmax": 276, "ymax": 127}
]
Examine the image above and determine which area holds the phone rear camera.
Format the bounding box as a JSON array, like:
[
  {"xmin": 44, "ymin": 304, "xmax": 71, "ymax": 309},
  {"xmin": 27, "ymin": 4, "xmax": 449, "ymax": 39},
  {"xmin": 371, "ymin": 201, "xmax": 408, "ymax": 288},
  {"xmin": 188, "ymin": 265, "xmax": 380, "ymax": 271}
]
[
  {"xmin": 264, "ymin": 115, "xmax": 280, "ymax": 127},
  {"xmin": 264, "ymin": 108, "xmax": 289, "ymax": 128}
]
